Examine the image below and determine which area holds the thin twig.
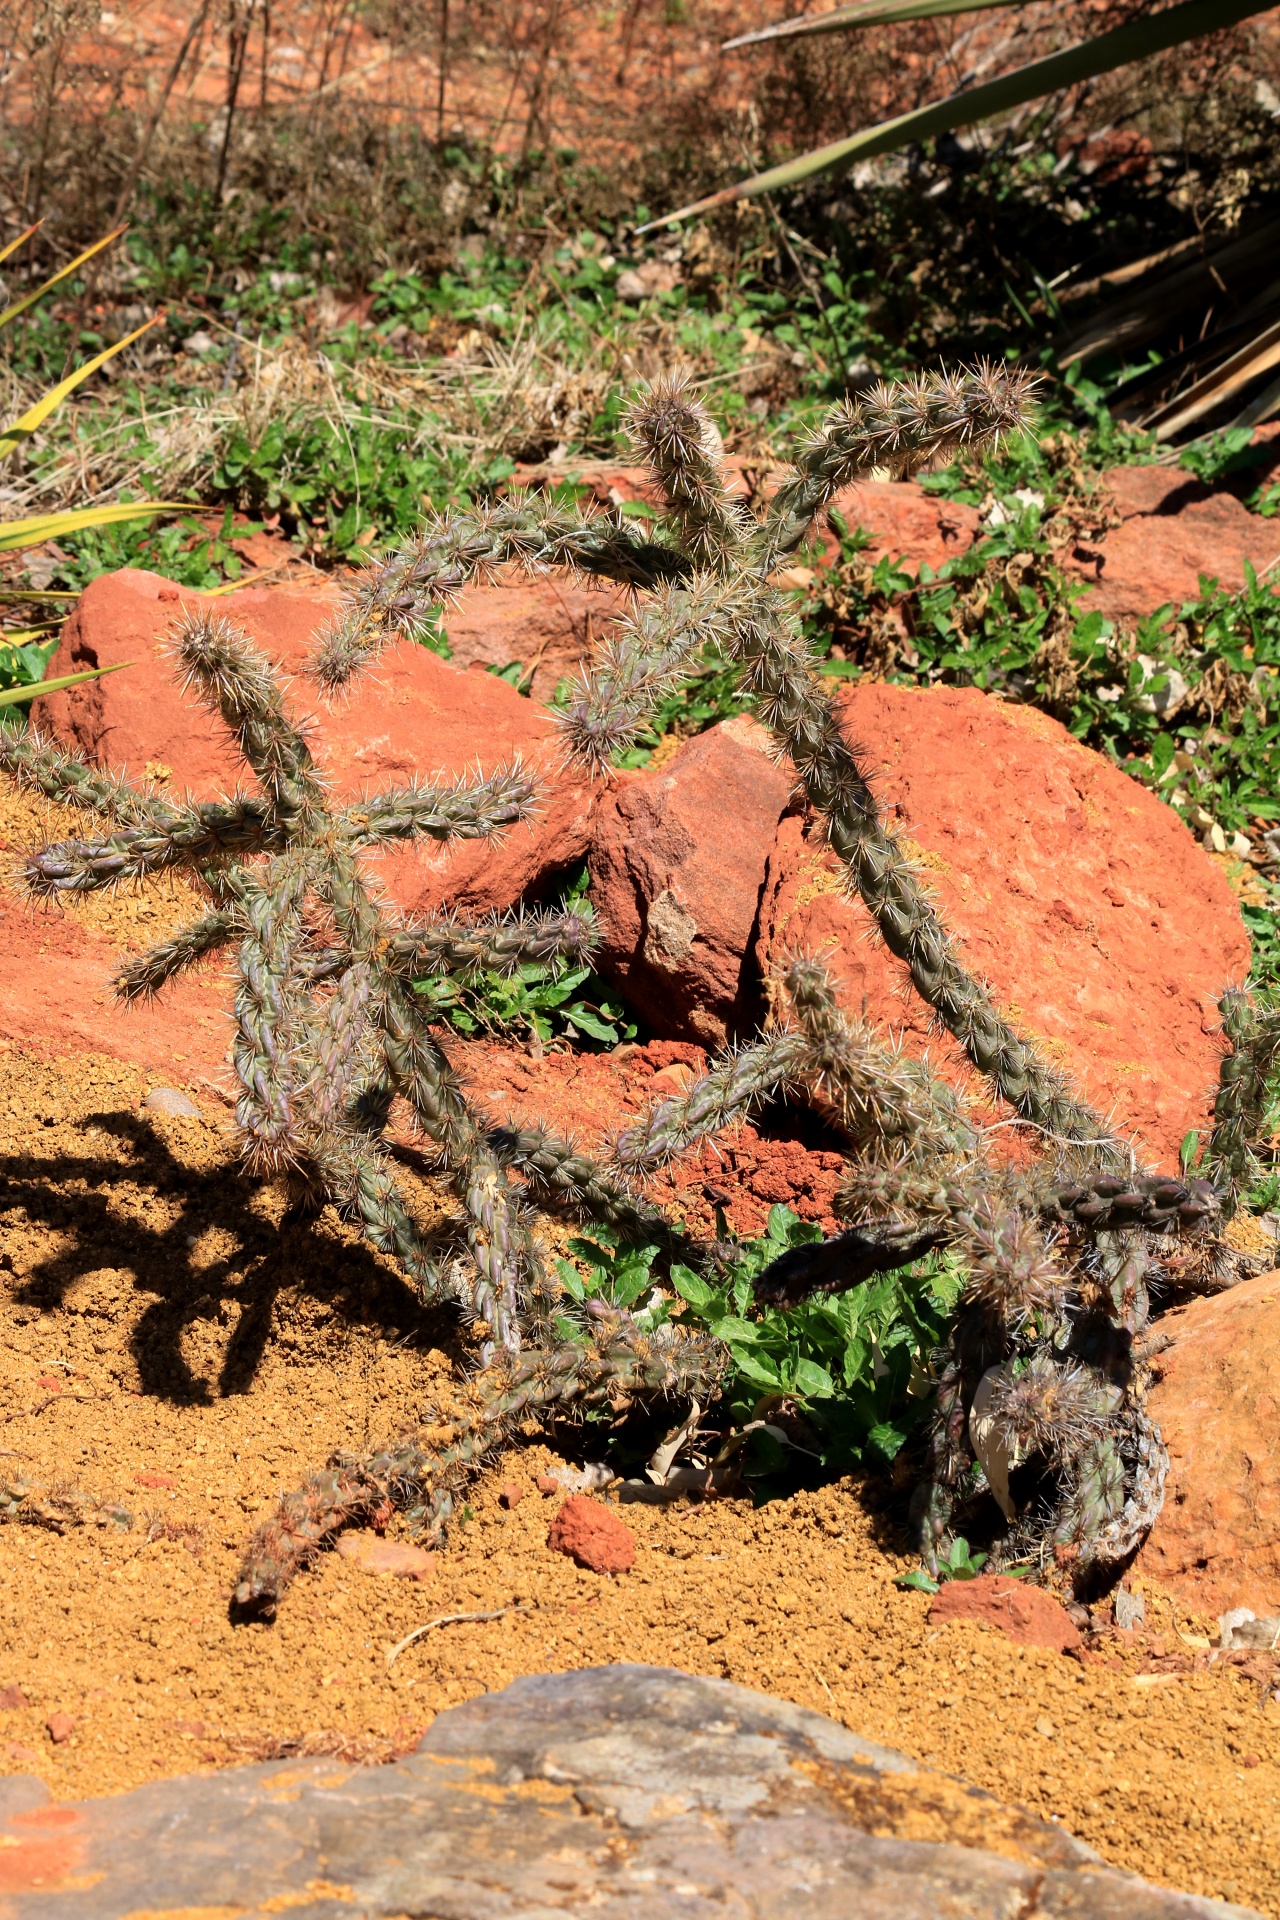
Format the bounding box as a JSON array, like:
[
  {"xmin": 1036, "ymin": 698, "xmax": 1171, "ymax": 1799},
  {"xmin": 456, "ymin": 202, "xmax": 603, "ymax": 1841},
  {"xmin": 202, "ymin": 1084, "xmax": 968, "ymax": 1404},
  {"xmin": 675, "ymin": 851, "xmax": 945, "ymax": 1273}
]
[{"xmin": 386, "ymin": 1602, "xmax": 532, "ymax": 1666}]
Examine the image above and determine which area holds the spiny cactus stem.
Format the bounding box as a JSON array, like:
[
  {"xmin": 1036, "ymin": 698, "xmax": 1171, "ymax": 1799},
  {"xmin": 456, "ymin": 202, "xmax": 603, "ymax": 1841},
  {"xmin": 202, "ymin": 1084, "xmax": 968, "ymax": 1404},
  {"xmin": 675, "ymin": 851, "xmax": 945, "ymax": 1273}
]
[
  {"xmin": 234, "ymin": 1319, "xmax": 721, "ymax": 1610},
  {"xmin": 612, "ymin": 1032, "xmax": 807, "ymax": 1177},
  {"xmin": 232, "ymin": 856, "xmax": 313, "ymax": 1167}
]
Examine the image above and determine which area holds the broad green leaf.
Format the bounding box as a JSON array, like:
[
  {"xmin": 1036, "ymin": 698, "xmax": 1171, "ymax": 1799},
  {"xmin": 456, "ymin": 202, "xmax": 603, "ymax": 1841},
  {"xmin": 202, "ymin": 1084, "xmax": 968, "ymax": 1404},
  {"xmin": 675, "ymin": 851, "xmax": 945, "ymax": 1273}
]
[
  {"xmin": 709, "ymin": 1314, "xmax": 762, "ymax": 1344},
  {"xmin": 792, "ymin": 1357, "xmax": 835, "ymax": 1398},
  {"xmin": 0, "ymin": 500, "xmax": 194, "ymax": 553},
  {"xmin": 0, "ymin": 660, "xmax": 130, "ymax": 709},
  {"xmin": 644, "ymin": 0, "xmax": 1273, "ymax": 227},
  {"xmin": 670, "ymin": 1263, "xmax": 717, "ymax": 1311},
  {"xmin": 562, "ymin": 1002, "xmax": 620, "ymax": 1043},
  {"xmin": 895, "ymin": 1568, "xmax": 940, "ymax": 1593},
  {"xmin": 866, "ymin": 1421, "xmax": 909, "ymax": 1463},
  {"xmin": 729, "ymin": 1349, "xmax": 784, "ymax": 1391},
  {"xmin": 2, "ymin": 316, "xmax": 163, "ymax": 460}
]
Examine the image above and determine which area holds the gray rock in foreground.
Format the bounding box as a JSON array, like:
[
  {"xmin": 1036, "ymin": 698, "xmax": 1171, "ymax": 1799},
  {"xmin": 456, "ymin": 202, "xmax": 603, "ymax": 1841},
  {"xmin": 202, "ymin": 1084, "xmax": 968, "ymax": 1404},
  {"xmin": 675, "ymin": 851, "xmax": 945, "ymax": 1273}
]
[{"xmin": 0, "ymin": 1664, "xmax": 1259, "ymax": 1918}]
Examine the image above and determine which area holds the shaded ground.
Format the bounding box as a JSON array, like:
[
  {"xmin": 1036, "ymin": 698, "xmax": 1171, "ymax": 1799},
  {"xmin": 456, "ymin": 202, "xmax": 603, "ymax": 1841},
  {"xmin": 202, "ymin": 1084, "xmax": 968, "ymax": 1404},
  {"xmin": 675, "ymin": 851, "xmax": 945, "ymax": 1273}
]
[{"xmin": 0, "ymin": 1048, "xmax": 1278, "ymax": 1916}]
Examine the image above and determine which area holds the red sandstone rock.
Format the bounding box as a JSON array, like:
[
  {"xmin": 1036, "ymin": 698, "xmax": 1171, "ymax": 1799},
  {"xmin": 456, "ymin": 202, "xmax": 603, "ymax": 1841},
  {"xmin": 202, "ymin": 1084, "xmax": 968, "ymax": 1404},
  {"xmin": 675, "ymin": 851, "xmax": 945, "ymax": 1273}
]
[
  {"xmin": 536, "ymin": 1474, "xmax": 560, "ymax": 1495},
  {"xmin": 827, "ymin": 479, "xmax": 982, "ymax": 574},
  {"xmin": 498, "ymin": 1483, "xmax": 524, "ymax": 1509},
  {"xmin": 440, "ymin": 577, "xmax": 628, "ymax": 702},
  {"xmin": 334, "ymin": 1530, "xmax": 436, "ymax": 1582},
  {"xmin": 0, "ymin": 886, "xmax": 230, "ymax": 1082},
  {"xmin": 1076, "ymin": 468, "xmax": 1280, "ymax": 622},
  {"xmin": 0, "ymin": 1686, "xmax": 27, "ymax": 1711},
  {"xmin": 928, "ymin": 1575, "xmax": 1082, "ymax": 1652},
  {"xmin": 45, "ymin": 1713, "xmax": 78, "ymax": 1744},
  {"xmin": 133, "ymin": 1472, "xmax": 176, "ymax": 1489},
  {"xmin": 753, "ymin": 682, "xmax": 1248, "ymax": 1169},
  {"xmin": 35, "ymin": 568, "xmax": 596, "ymax": 919},
  {"xmin": 547, "ymin": 1494, "xmax": 635, "ymax": 1574},
  {"xmin": 589, "ymin": 716, "xmax": 794, "ymax": 1046},
  {"xmin": 1134, "ymin": 1270, "xmax": 1280, "ymax": 1616}
]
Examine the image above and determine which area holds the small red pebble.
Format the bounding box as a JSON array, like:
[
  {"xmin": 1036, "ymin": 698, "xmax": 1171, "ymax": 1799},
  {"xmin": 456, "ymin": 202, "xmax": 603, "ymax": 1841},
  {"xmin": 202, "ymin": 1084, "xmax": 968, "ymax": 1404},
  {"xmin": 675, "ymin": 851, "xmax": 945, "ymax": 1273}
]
[
  {"xmin": 46, "ymin": 1713, "xmax": 77, "ymax": 1744},
  {"xmin": 536, "ymin": 1474, "xmax": 560, "ymax": 1495},
  {"xmin": 36, "ymin": 1377, "xmax": 62, "ymax": 1394},
  {"xmin": 498, "ymin": 1483, "xmax": 524, "ymax": 1509},
  {"xmin": 547, "ymin": 1494, "xmax": 635, "ymax": 1575},
  {"xmin": 134, "ymin": 1472, "xmax": 176, "ymax": 1489},
  {"xmin": 0, "ymin": 1684, "xmax": 28, "ymax": 1711}
]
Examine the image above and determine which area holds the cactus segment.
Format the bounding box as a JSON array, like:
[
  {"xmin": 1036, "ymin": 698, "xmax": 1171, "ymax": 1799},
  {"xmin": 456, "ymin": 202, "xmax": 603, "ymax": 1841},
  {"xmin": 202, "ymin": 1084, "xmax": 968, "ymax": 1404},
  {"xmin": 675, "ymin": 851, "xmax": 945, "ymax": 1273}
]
[
  {"xmin": 233, "ymin": 1312, "xmax": 722, "ymax": 1612},
  {"xmin": 311, "ymin": 495, "xmax": 689, "ymax": 690}
]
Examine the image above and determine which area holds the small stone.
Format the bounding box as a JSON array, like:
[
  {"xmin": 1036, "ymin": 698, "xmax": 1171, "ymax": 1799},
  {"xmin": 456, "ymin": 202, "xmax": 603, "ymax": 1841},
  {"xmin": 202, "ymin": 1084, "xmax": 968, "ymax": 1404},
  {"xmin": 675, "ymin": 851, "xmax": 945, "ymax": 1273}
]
[
  {"xmin": 134, "ymin": 1472, "xmax": 176, "ymax": 1490},
  {"xmin": 1035, "ymin": 1716, "xmax": 1054, "ymax": 1738},
  {"xmin": 3, "ymin": 1741, "xmax": 38, "ymax": 1765},
  {"xmin": 144, "ymin": 1087, "xmax": 201, "ymax": 1119},
  {"xmin": 46, "ymin": 1713, "xmax": 78, "ymax": 1744},
  {"xmin": 0, "ymin": 1684, "xmax": 27, "ymax": 1710},
  {"xmin": 498, "ymin": 1484, "xmax": 524, "ymax": 1509},
  {"xmin": 536, "ymin": 1475, "xmax": 560, "ymax": 1495},
  {"xmin": 1113, "ymin": 1587, "xmax": 1145, "ymax": 1631},
  {"xmin": 36, "ymin": 1376, "xmax": 62, "ymax": 1393},
  {"xmin": 928, "ymin": 1576, "xmax": 1082, "ymax": 1653},
  {"xmin": 650, "ymin": 1062, "xmax": 695, "ymax": 1094},
  {"xmin": 547, "ymin": 1495, "xmax": 636, "ymax": 1575},
  {"xmin": 334, "ymin": 1530, "xmax": 436, "ymax": 1582}
]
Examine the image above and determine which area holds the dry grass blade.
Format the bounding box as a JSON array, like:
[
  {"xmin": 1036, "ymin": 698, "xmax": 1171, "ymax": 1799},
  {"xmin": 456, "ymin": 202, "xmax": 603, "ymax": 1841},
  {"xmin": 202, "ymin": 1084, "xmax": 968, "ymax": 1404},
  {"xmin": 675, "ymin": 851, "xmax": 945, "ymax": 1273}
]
[{"xmin": 386, "ymin": 1603, "xmax": 532, "ymax": 1666}]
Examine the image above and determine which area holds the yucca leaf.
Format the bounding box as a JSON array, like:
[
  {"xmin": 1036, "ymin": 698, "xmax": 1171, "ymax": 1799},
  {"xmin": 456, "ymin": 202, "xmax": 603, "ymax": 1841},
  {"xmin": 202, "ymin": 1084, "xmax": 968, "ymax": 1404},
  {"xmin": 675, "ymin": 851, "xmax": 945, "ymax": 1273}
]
[
  {"xmin": 0, "ymin": 227, "xmax": 126, "ymax": 333},
  {"xmin": 0, "ymin": 661, "xmax": 130, "ymax": 710},
  {"xmin": 0, "ymin": 622, "xmax": 63, "ymax": 644},
  {"xmin": 0, "ymin": 222, "xmax": 41, "ymax": 272},
  {"xmin": 0, "ymin": 499, "xmax": 193, "ymax": 554},
  {"xmin": 1, "ymin": 315, "xmax": 162, "ymax": 461},
  {"xmin": 723, "ymin": 0, "xmax": 1019, "ymax": 53},
  {"xmin": 644, "ymin": 0, "xmax": 1273, "ymax": 230}
]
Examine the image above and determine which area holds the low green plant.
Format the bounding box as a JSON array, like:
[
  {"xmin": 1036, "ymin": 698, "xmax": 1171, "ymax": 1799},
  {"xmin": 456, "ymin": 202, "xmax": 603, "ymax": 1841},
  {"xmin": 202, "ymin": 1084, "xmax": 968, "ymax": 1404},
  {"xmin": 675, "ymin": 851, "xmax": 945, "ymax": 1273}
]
[
  {"xmin": 555, "ymin": 1203, "xmax": 963, "ymax": 1476},
  {"xmin": 896, "ymin": 1535, "xmax": 987, "ymax": 1593},
  {"xmin": 413, "ymin": 870, "xmax": 635, "ymax": 1046}
]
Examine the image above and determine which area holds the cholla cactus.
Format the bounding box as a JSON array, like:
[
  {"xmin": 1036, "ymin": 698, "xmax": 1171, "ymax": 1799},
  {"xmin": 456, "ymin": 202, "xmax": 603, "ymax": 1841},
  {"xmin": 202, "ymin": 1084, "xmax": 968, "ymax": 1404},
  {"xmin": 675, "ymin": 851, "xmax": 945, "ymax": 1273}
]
[{"xmin": 6, "ymin": 363, "xmax": 1248, "ymax": 1612}]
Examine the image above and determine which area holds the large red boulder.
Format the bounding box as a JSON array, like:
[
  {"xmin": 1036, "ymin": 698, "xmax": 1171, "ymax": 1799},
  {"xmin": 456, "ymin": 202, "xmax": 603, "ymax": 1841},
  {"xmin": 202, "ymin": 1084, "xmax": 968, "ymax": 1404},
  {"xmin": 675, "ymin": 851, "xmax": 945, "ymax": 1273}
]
[
  {"xmin": 1076, "ymin": 467, "xmax": 1280, "ymax": 622},
  {"xmin": 1134, "ymin": 1271, "xmax": 1280, "ymax": 1616},
  {"xmin": 752, "ymin": 682, "xmax": 1248, "ymax": 1169},
  {"xmin": 440, "ymin": 576, "xmax": 626, "ymax": 703},
  {"xmin": 589, "ymin": 716, "xmax": 794, "ymax": 1047},
  {"xmin": 34, "ymin": 568, "xmax": 596, "ymax": 917}
]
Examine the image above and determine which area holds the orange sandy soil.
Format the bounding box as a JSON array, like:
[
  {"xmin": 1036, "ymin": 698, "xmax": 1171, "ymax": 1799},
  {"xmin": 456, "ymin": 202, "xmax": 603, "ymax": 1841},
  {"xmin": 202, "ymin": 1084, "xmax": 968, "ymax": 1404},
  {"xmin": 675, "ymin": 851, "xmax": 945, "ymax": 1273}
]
[
  {"xmin": 0, "ymin": 790, "xmax": 1278, "ymax": 1916},
  {"xmin": 0, "ymin": 1045, "xmax": 1277, "ymax": 1915}
]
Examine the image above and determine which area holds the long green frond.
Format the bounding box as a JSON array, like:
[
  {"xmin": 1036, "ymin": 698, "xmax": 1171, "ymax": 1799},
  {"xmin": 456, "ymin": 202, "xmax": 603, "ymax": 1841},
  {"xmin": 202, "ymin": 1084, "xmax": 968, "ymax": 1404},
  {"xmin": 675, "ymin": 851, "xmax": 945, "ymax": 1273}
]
[
  {"xmin": 0, "ymin": 500, "xmax": 193, "ymax": 554},
  {"xmin": 0, "ymin": 661, "xmax": 129, "ymax": 710},
  {"xmin": 0, "ymin": 227, "xmax": 126, "ymax": 333},
  {"xmin": 723, "ymin": 0, "xmax": 1019, "ymax": 52},
  {"xmin": 1, "ymin": 316, "xmax": 161, "ymax": 461},
  {"xmin": 643, "ymin": 0, "xmax": 1272, "ymax": 230}
]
